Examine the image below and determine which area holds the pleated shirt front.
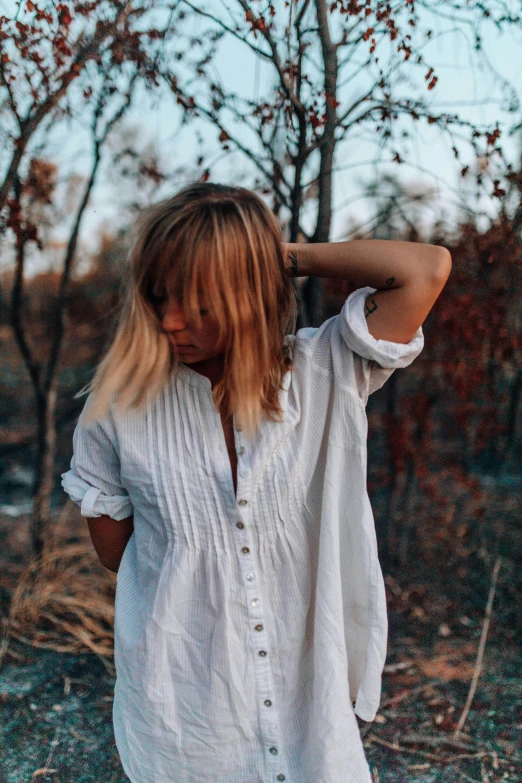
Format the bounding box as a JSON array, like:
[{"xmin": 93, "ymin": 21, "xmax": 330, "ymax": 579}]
[{"xmin": 61, "ymin": 285, "xmax": 424, "ymax": 783}]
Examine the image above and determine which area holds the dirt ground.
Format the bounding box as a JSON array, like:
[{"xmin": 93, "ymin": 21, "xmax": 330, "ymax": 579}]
[
  {"xmin": 1, "ymin": 603, "xmax": 521, "ymax": 783},
  {"xmin": 0, "ymin": 512, "xmax": 521, "ymax": 783}
]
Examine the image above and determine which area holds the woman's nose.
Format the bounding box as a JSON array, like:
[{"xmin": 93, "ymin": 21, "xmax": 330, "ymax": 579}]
[{"xmin": 161, "ymin": 300, "xmax": 187, "ymax": 331}]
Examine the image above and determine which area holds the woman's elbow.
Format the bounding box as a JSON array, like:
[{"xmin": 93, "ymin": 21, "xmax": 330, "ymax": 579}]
[
  {"xmin": 100, "ymin": 557, "xmax": 120, "ymax": 574},
  {"xmin": 86, "ymin": 513, "xmax": 134, "ymax": 575}
]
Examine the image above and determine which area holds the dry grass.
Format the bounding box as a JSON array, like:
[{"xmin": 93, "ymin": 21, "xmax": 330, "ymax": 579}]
[{"xmin": 0, "ymin": 498, "xmax": 116, "ymax": 675}]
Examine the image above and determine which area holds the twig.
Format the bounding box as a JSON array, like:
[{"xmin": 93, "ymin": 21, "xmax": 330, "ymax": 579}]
[
  {"xmin": 380, "ymin": 684, "xmax": 425, "ymax": 709},
  {"xmin": 454, "ymin": 556, "xmax": 502, "ymax": 737},
  {"xmin": 42, "ymin": 725, "xmax": 60, "ymax": 772},
  {"xmin": 459, "ymin": 772, "xmax": 482, "ymax": 783},
  {"xmin": 0, "ymin": 626, "xmax": 11, "ymax": 668},
  {"xmin": 401, "ymin": 732, "xmax": 474, "ymax": 752},
  {"xmin": 365, "ymin": 733, "xmax": 488, "ymax": 764}
]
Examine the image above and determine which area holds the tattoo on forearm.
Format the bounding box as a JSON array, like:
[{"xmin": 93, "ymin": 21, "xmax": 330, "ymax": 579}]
[
  {"xmin": 289, "ymin": 251, "xmax": 299, "ymax": 276},
  {"xmin": 364, "ymin": 297, "xmax": 378, "ymax": 319},
  {"xmin": 364, "ymin": 279, "xmax": 394, "ymax": 318}
]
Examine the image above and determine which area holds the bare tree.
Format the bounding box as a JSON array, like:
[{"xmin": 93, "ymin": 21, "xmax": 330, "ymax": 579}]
[
  {"xmin": 0, "ymin": 0, "xmax": 181, "ymax": 555},
  {"xmin": 154, "ymin": 0, "xmax": 519, "ymax": 324},
  {"xmin": 6, "ymin": 65, "xmax": 142, "ymax": 557}
]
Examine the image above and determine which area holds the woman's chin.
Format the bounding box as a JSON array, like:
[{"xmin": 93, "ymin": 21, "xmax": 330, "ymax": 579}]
[{"xmin": 171, "ymin": 344, "xmax": 198, "ymax": 360}]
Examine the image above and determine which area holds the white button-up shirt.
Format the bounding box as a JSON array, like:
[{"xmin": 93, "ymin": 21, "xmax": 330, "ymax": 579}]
[{"xmin": 62, "ymin": 285, "xmax": 424, "ymax": 783}]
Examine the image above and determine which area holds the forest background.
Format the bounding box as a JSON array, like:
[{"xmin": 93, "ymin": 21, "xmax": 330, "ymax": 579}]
[{"xmin": 0, "ymin": 1, "xmax": 521, "ymax": 781}]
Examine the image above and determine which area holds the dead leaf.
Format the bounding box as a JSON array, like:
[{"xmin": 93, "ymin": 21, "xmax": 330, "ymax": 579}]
[
  {"xmin": 418, "ymin": 658, "xmax": 474, "ymax": 681},
  {"xmin": 383, "ymin": 661, "xmax": 415, "ymax": 673}
]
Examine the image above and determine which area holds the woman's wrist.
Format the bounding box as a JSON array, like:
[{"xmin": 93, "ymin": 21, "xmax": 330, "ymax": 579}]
[
  {"xmin": 282, "ymin": 243, "xmax": 306, "ymax": 278},
  {"xmin": 282, "ymin": 242, "xmax": 340, "ymax": 279}
]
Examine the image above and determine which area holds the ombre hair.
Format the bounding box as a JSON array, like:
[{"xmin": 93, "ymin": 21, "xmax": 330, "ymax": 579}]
[{"xmin": 76, "ymin": 181, "xmax": 298, "ymax": 441}]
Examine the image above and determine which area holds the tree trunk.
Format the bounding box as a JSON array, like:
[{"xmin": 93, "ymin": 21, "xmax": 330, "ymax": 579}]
[
  {"xmin": 31, "ymin": 380, "xmax": 58, "ymax": 557},
  {"xmin": 301, "ymin": 0, "xmax": 339, "ymax": 327}
]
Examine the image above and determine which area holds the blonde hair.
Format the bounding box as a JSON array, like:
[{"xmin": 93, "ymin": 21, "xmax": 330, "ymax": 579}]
[{"xmin": 76, "ymin": 181, "xmax": 298, "ymax": 441}]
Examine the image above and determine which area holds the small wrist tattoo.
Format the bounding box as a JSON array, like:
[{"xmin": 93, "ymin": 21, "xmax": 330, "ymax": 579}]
[
  {"xmin": 289, "ymin": 251, "xmax": 299, "ymax": 277},
  {"xmin": 364, "ymin": 297, "xmax": 378, "ymax": 318}
]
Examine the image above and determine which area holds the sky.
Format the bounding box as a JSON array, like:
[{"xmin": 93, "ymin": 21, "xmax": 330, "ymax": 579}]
[{"xmin": 2, "ymin": 1, "xmax": 522, "ymax": 275}]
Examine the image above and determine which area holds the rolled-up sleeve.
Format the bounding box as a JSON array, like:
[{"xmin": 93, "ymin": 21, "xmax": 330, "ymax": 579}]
[
  {"xmin": 61, "ymin": 395, "xmax": 134, "ymax": 520},
  {"xmin": 338, "ymin": 285, "xmax": 424, "ymax": 399}
]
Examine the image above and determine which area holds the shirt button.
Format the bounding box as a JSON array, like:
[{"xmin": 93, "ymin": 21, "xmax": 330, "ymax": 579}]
[
  {"xmin": 246, "ymin": 573, "xmax": 255, "ymax": 581},
  {"xmin": 277, "ymin": 775, "xmax": 285, "ymax": 781},
  {"xmin": 238, "ymin": 446, "xmax": 245, "ymax": 455},
  {"xmin": 239, "ymin": 469, "xmax": 249, "ymax": 478},
  {"xmin": 254, "ymin": 624, "xmax": 263, "ymax": 631},
  {"xmin": 269, "ymin": 747, "xmax": 278, "ymax": 755},
  {"xmin": 236, "ymin": 521, "xmax": 244, "ymax": 529},
  {"xmin": 263, "ymin": 698, "xmax": 272, "ymax": 706},
  {"xmin": 241, "ymin": 546, "xmax": 250, "ymax": 554},
  {"xmin": 251, "ymin": 598, "xmax": 260, "ymax": 606},
  {"xmin": 238, "ymin": 499, "xmax": 248, "ymax": 506},
  {"xmin": 259, "ymin": 651, "xmax": 267, "ymax": 657}
]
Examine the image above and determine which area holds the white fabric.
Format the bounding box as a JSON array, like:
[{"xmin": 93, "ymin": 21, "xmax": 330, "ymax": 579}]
[{"xmin": 61, "ymin": 285, "xmax": 424, "ymax": 783}]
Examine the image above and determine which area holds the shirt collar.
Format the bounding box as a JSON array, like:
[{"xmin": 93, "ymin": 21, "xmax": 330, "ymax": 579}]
[
  {"xmin": 174, "ymin": 362, "xmax": 212, "ymax": 391},
  {"xmin": 174, "ymin": 359, "xmax": 293, "ymax": 395}
]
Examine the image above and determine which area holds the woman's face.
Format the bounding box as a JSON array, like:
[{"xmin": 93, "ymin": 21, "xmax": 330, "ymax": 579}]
[{"xmin": 153, "ymin": 291, "xmax": 228, "ymax": 363}]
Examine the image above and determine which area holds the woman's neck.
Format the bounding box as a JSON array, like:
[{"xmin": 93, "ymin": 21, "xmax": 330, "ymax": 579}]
[{"xmin": 187, "ymin": 353, "xmax": 225, "ymax": 390}]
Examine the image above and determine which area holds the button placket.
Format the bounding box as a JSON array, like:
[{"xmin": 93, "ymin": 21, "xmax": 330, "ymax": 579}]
[
  {"xmin": 233, "ymin": 423, "xmax": 252, "ymax": 504},
  {"xmin": 238, "ymin": 441, "xmax": 249, "ymax": 479},
  {"xmin": 232, "ymin": 448, "xmax": 283, "ymax": 777},
  {"xmin": 246, "ymin": 560, "xmax": 283, "ymax": 770},
  {"xmin": 232, "ymin": 418, "xmax": 251, "ymax": 510}
]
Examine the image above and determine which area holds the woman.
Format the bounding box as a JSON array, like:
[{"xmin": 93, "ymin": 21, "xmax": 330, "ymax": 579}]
[{"xmin": 62, "ymin": 181, "xmax": 451, "ymax": 783}]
